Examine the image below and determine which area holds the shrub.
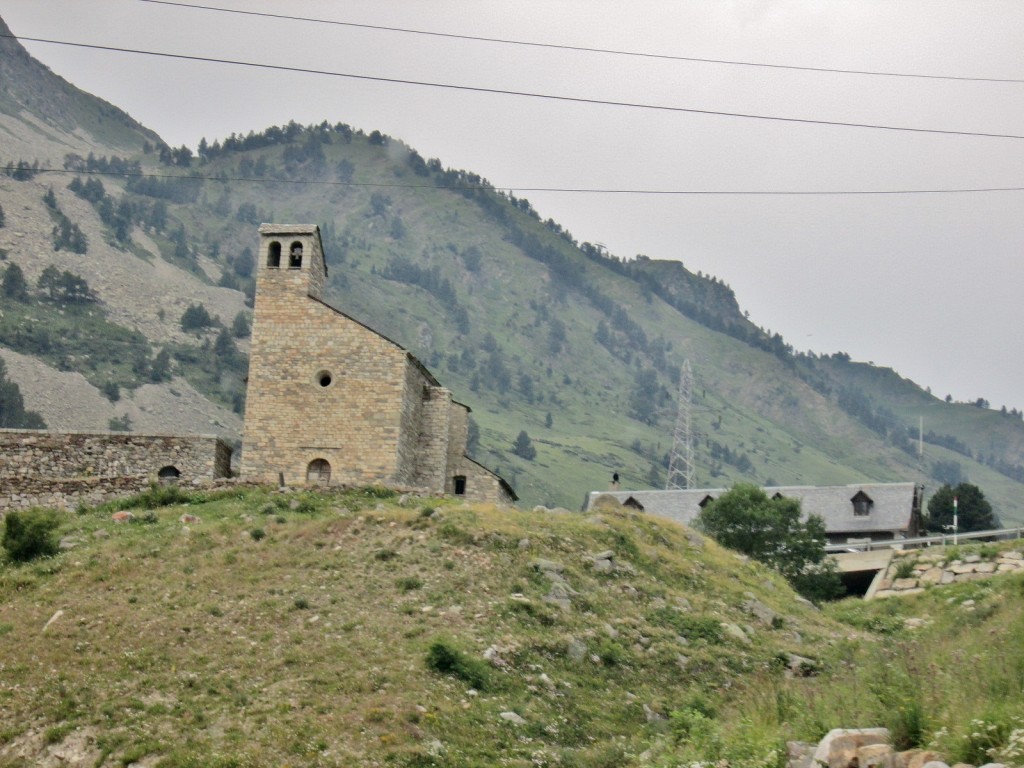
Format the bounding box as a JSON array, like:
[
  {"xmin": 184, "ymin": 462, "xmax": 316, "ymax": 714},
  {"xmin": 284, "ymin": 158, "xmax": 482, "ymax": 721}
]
[
  {"xmin": 894, "ymin": 559, "xmax": 917, "ymax": 579},
  {"xmin": 112, "ymin": 483, "xmax": 191, "ymax": 510},
  {"xmin": 425, "ymin": 638, "xmax": 489, "ymax": 689},
  {"xmin": 595, "ymin": 638, "xmax": 628, "ymax": 667},
  {"xmin": 396, "ymin": 575, "xmax": 423, "ymax": 592},
  {"xmin": 292, "ymin": 497, "xmax": 317, "ymax": 514},
  {"xmin": 438, "ymin": 521, "xmax": 474, "ymax": 546},
  {"xmin": 250, "ymin": 528, "xmax": 266, "ymax": 541},
  {"xmin": 363, "ymin": 485, "xmax": 398, "ymax": 499},
  {"xmin": 2, "ymin": 508, "xmax": 60, "ymax": 562},
  {"xmin": 647, "ymin": 607, "xmax": 723, "ymax": 644},
  {"xmin": 132, "ymin": 511, "xmax": 159, "ymax": 525}
]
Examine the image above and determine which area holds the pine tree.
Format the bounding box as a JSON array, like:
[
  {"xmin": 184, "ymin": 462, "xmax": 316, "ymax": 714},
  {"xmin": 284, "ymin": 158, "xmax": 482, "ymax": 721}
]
[
  {"xmin": 0, "ymin": 359, "xmax": 46, "ymax": 429},
  {"xmin": 512, "ymin": 430, "xmax": 536, "ymax": 461},
  {"xmin": 1, "ymin": 264, "xmax": 30, "ymax": 302}
]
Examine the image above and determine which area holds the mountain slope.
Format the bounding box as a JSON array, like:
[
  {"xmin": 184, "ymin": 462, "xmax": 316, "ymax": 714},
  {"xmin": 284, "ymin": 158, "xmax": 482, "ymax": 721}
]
[
  {"xmin": 2, "ymin": 14, "xmax": 1024, "ymax": 519},
  {"xmin": 0, "ymin": 16, "xmax": 160, "ymax": 163}
]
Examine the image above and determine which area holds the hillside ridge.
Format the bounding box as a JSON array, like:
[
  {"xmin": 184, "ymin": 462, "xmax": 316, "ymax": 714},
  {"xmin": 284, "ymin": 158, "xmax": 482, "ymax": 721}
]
[{"xmin": 2, "ymin": 12, "xmax": 1024, "ymax": 519}]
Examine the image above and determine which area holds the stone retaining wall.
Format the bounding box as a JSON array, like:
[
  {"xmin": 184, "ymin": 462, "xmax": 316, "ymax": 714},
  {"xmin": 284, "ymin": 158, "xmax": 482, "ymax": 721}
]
[
  {"xmin": 872, "ymin": 547, "xmax": 1024, "ymax": 598},
  {"xmin": 0, "ymin": 430, "xmax": 232, "ymax": 512}
]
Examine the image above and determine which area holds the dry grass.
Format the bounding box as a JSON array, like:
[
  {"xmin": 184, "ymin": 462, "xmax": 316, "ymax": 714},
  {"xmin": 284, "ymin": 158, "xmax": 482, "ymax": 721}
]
[{"xmin": 2, "ymin": 489, "xmax": 1023, "ymax": 767}]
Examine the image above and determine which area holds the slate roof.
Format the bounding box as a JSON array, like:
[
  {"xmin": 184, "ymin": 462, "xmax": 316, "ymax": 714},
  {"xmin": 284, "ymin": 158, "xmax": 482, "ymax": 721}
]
[{"xmin": 586, "ymin": 482, "xmax": 921, "ymax": 537}]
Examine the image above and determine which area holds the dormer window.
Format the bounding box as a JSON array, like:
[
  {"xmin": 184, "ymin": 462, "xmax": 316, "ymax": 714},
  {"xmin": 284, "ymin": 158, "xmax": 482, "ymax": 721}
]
[
  {"xmin": 267, "ymin": 241, "xmax": 281, "ymax": 268},
  {"xmin": 289, "ymin": 241, "xmax": 303, "ymax": 268},
  {"xmin": 851, "ymin": 490, "xmax": 873, "ymax": 516}
]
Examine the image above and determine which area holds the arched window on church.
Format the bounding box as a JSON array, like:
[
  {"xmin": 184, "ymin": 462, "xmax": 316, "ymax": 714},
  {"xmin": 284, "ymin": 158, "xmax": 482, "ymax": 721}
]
[
  {"xmin": 289, "ymin": 241, "xmax": 303, "ymax": 269},
  {"xmin": 307, "ymin": 458, "xmax": 331, "ymax": 485},
  {"xmin": 267, "ymin": 241, "xmax": 281, "ymax": 268}
]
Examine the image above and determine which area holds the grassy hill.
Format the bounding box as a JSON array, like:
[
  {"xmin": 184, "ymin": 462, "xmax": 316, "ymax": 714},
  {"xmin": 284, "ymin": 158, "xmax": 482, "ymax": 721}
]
[
  {"xmin": 2, "ymin": 15, "xmax": 1024, "ymax": 520},
  {"xmin": 1, "ymin": 487, "xmax": 1023, "ymax": 767}
]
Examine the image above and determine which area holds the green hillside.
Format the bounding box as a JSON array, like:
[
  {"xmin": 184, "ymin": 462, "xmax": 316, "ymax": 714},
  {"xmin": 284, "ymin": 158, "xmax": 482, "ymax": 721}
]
[
  {"xmin": 2, "ymin": 488, "xmax": 1024, "ymax": 766},
  {"xmin": 2, "ymin": 18, "xmax": 1024, "ymax": 520}
]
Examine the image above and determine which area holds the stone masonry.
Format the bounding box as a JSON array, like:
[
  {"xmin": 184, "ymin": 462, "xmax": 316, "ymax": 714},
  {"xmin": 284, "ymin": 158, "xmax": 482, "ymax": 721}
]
[
  {"xmin": 871, "ymin": 546, "xmax": 1024, "ymax": 599},
  {"xmin": 240, "ymin": 224, "xmax": 515, "ymax": 504},
  {"xmin": 0, "ymin": 429, "xmax": 231, "ymax": 512}
]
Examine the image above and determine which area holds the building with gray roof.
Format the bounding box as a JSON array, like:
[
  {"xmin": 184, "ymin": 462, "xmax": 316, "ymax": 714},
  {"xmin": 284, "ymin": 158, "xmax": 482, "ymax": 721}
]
[{"xmin": 586, "ymin": 482, "xmax": 924, "ymax": 546}]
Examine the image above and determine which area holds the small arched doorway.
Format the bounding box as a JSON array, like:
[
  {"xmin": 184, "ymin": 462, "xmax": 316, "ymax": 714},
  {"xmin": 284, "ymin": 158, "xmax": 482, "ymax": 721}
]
[
  {"xmin": 306, "ymin": 458, "xmax": 331, "ymax": 485},
  {"xmin": 157, "ymin": 465, "xmax": 181, "ymax": 485}
]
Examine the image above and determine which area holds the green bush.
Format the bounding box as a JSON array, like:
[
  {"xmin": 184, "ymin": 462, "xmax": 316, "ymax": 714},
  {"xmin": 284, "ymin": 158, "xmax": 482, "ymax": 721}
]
[
  {"xmin": 425, "ymin": 638, "xmax": 489, "ymax": 689},
  {"xmin": 647, "ymin": 607, "xmax": 723, "ymax": 644},
  {"xmin": 893, "ymin": 559, "xmax": 917, "ymax": 579},
  {"xmin": 396, "ymin": 575, "xmax": 423, "ymax": 592},
  {"xmin": 106, "ymin": 483, "xmax": 192, "ymax": 511},
  {"xmin": 363, "ymin": 485, "xmax": 397, "ymax": 499},
  {"xmin": 2, "ymin": 508, "xmax": 61, "ymax": 562},
  {"xmin": 438, "ymin": 521, "xmax": 474, "ymax": 546}
]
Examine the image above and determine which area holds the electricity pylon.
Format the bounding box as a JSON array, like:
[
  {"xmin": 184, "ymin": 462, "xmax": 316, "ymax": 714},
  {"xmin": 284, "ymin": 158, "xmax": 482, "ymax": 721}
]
[{"xmin": 666, "ymin": 359, "xmax": 694, "ymax": 490}]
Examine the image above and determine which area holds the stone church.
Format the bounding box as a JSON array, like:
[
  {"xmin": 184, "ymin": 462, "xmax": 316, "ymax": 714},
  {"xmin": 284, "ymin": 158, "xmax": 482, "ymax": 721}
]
[{"xmin": 240, "ymin": 224, "xmax": 515, "ymax": 505}]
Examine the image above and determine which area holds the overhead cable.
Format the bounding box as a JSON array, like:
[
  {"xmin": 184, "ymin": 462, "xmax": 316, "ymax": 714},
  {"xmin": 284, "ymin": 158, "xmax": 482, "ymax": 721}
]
[
  {"xmin": 4, "ymin": 34, "xmax": 1023, "ymax": 141},
  {"xmin": 13, "ymin": 166, "xmax": 1024, "ymax": 196},
  {"xmin": 137, "ymin": 0, "xmax": 1024, "ymax": 85}
]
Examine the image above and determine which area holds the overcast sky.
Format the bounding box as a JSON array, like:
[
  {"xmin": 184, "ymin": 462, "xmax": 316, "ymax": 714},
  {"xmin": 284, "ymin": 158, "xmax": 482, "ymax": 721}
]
[{"xmin": 5, "ymin": 1, "xmax": 1024, "ymax": 410}]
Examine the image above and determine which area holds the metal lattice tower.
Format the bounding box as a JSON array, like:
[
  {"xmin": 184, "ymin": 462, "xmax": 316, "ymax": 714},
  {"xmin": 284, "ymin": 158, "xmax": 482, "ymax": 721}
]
[{"xmin": 666, "ymin": 359, "xmax": 695, "ymax": 490}]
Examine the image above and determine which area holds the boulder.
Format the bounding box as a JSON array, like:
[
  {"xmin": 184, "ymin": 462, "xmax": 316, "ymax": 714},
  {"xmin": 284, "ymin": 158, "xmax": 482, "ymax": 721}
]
[
  {"xmin": 743, "ymin": 595, "xmax": 778, "ymax": 626},
  {"xmin": 857, "ymin": 743, "xmax": 894, "ymax": 768},
  {"xmin": 721, "ymin": 622, "xmax": 751, "ymax": 644},
  {"xmin": 905, "ymin": 750, "xmax": 946, "ymax": 768},
  {"xmin": 812, "ymin": 728, "xmax": 890, "ymax": 768},
  {"xmin": 531, "ymin": 558, "xmax": 565, "ymax": 576}
]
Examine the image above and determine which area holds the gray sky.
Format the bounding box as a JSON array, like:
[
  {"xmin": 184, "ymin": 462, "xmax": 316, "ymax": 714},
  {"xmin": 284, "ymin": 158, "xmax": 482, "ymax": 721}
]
[{"xmin": 5, "ymin": 0, "xmax": 1024, "ymax": 410}]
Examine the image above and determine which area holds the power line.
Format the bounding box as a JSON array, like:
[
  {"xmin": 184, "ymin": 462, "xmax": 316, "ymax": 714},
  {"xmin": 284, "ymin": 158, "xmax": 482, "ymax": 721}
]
[
  {"xmin": 12, "ymin": 166, "xmax": 1024, "ymax": 196},
  {"xmin": 137, "ymin": 0, "xmax": 1024, "ymax": 85},
  {"xmin": 5, "ymin": 33, "xmax": 1024, "ymax": 141}
]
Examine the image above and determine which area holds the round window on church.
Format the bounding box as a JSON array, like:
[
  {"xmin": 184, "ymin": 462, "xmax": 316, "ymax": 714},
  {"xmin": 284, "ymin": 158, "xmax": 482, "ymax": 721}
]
[{"xmin": 315, "ymin": 370, "xmax": 333, "ymax": 388}]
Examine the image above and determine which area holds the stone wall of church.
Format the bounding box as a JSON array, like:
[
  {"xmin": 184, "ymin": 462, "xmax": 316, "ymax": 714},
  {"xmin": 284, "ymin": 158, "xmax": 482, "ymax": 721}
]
[
  {"xmin": 240, "ymin": 224, "xmax": 514, "ymax": 504},
  {"xmin": 0, "ymin": 430, "xmax": 231, "ymax": 511}
]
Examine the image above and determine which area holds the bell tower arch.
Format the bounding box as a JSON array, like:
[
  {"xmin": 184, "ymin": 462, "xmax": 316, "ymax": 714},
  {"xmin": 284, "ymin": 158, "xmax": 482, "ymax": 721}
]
[{"xmin": 256, "ymin": 223, "xmax": 327, "ymax": 301}]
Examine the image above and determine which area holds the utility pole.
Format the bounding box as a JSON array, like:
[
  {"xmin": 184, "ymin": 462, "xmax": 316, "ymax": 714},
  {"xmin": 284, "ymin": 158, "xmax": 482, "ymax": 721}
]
[{"xmin": 666, "ymin": 359, "xmax": 694, "ymax": 490}]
